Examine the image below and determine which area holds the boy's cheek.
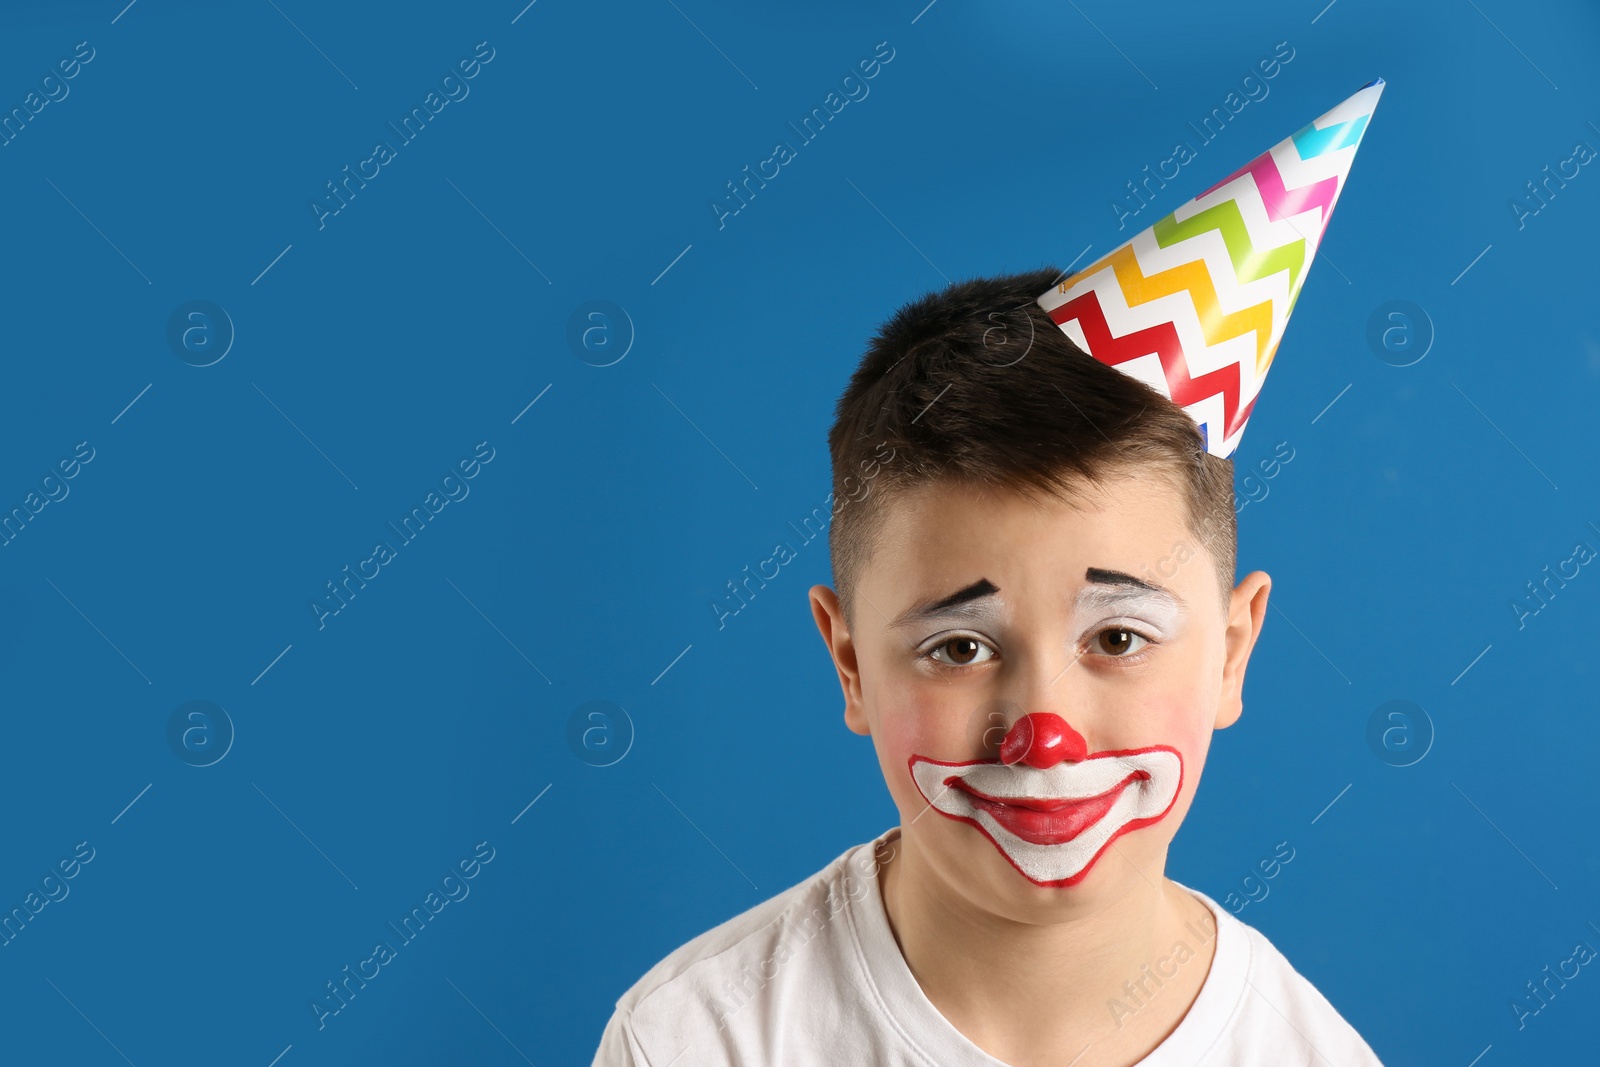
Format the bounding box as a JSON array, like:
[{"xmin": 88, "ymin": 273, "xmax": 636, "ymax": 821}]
[
  {"xmin": 1157, "ymin": 716, "xmax": 1215, "ymax": 802},
  {"xmin": 870, "ymin": 695, "xmax": 974, "ymax": 781},
  {"xmin": 876, "ymin": 707, "xmax": 951, "ymax": 764},
  {"xmin": 1148, "ymin": 703, "xmax": 1208, "ymax": 748},
  {"xmin": 1102, "ymin": 697, "xmax": 1211, "ymax": 782}
]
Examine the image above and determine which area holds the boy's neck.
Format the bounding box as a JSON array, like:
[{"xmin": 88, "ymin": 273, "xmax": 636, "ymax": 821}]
[{"xmin": 875, "ymin": 828, "xmax": 1218, "ymax": 1067}]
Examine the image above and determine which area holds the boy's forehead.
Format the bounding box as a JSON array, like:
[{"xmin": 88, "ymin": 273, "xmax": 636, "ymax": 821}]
[
  {"xmin": 877, "ymin": 468, "xmax": 1187, "ymax": 544},
  {"xmin": 862, "ymin": 471, "xmax": 1205, "ymax": 603}
]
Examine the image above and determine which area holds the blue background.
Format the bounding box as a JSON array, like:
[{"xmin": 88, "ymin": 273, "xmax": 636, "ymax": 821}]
[{"xmin": 0, "ymin": 0, "xmax": 1596, "ymax": 1063}]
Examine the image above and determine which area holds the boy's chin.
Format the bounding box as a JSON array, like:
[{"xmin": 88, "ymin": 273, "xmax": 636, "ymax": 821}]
[{"xmin": 925, "ymin": 820, "xmax": 1174, "ymax": 912}]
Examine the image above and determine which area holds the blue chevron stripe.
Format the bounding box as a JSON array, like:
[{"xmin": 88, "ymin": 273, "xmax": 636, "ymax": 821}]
[{"xmin": 1292, "ymin": 114, "xmax": 1370, "ymax": 159}]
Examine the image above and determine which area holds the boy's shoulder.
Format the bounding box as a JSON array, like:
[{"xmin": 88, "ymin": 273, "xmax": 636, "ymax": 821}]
[
  {"xmin": 594, "ymin": 829, "xmax": 893, "ymax": 1066},
  {"xmin": 615, "ymin": 843, "xmax": 858, "ymax": 1009},
  {"xmin": 1190, "ymin": 892, "xmax": 1383, "ymax": 1065}
]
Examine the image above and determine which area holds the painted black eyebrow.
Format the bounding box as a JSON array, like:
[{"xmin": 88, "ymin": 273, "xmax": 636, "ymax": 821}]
[
  {"xmin": 1084, "ymin": 567, "xmax": 1163, "ymax": 593},
  {"xmin": 1083, "ymin": 567, "xmax": 1183, "ymax": 604},
  {"xmin": 893, "ymin": 577, "xmax": 1000, "ymax": 627}
]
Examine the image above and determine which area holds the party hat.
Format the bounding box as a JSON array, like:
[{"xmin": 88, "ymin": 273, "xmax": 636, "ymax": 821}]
[{"xmin": 1037, "ymin": 78, "xmax": 1384, "ymax": 458}]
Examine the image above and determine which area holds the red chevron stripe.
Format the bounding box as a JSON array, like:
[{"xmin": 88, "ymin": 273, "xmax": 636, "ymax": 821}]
[{"xmin": 1049, "ymin": 290, "xmax": 1255, "ymax": 442}]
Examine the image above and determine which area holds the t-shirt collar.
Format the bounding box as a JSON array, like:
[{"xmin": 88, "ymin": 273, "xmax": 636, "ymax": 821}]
[{"xmin": 842, "ymin": 826, "xmax": 1249, "ymax": 1065}]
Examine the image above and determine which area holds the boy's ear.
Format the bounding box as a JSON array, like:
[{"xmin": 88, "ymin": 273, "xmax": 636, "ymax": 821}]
[
  {"xmin": 1215, "ymin": 570, "xmax": 1272, "ymax": 730},
  {"xmin": 808, "ymin": 585, "xmax": 870, "ymax": 736}
]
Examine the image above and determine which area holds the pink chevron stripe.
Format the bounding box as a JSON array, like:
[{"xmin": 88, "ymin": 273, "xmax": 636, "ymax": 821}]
[{"xmin": 1198, "ymin": 151, "xmax": 1342, "ymax": 239}]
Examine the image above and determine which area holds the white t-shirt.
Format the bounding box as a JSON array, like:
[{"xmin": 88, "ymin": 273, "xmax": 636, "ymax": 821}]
[{"xmin": 592, "ymin": 827, "xmax": 1383, "ymax": 1066}]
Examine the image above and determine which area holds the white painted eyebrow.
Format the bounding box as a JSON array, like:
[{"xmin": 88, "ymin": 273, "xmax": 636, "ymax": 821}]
[
  {"xmin": 896, "ymin": 597, "xmax": 1007, "ymax": 631},
  {"xmin": 1075, "ymin": 584, "xmax": 1183, "ymax": 611},
  {"xmin": 1074, "ymin": 573, "xmax": 1188, "ymax": 637},
  {"xmin": 893, "ymin": 578, "xmax": 1002, "ymax": 628}
]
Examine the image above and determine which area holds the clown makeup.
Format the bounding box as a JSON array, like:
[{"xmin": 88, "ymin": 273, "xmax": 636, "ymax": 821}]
[
  {"xmin": 909, "ymin": 741, "xmax": 1183, "ymax": 887},
  {"xmin": 899, "ymin": 569, "xmax": 1192, "ymax": 888}
]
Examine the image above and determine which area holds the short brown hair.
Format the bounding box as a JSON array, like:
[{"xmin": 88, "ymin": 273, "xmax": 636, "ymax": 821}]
[{"xmin": 826, "ymin": 265, "xmax": 1237, "ymax": 631}]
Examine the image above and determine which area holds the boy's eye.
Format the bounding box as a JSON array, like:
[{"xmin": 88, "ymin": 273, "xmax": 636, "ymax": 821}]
[
  {"xmin": 928, "ymin": 635, "xmax": 996, "ymax": 667},
  {"xmin": 1094, "ymin": 627, "xmax": 1151, "ymax": 657}
]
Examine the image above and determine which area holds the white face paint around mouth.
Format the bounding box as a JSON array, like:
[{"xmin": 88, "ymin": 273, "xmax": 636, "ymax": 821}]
[{"xmin": 908, "ymin": 748, "xmax": 1183, "ymax": 887}]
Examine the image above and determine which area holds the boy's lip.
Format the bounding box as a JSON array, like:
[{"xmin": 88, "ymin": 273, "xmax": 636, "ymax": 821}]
[
  {"xmin": 946, "ymin": 769, "xmax": 1152, "ymax": 811},
  {"xmin": 948, "ymin": 771, "xmax": 1149, "ymax": 846},
  {"xmin": 907, "ymin": 746, "xmax": 1183, "ymax": 887}
]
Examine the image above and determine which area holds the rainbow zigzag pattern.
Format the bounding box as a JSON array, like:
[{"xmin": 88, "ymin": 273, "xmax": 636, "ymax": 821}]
[{"xmin": 1037, "ymin": 78, "xmax": 1384, "ymax": 459}]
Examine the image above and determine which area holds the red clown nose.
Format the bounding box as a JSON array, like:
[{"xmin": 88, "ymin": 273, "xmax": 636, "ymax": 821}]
[{"xmin": 998, "ymin": 712, "xmax": 1089, "ymax": 768}]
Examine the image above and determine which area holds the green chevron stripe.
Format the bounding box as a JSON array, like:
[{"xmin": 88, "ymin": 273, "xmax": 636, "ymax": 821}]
[{"xmin": 1152, "ymin": 200, "xmax": 1307, "ymax": 293}]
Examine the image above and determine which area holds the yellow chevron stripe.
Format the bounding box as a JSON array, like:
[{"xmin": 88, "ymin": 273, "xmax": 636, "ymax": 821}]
[{"xmin": 1105, "ymin": 245, "xmax": 1277, "ymax": 374}]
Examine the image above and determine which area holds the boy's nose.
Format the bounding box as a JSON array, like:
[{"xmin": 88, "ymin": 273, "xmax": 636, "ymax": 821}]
[{"xmin": 998, "ymin": 712, "xmax": 1089, "ymax": 768}]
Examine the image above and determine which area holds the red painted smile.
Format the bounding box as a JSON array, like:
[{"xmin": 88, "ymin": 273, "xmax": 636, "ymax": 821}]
[
  {"xmin": 908, "ymin": 746, "xmax": 1184, "ymax": 887},
  {"xmin": 950, "ymin": 770, "xmax": 1150, "ymax": 846}
]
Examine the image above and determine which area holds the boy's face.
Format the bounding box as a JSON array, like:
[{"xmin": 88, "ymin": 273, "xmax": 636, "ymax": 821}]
[{"xmin": 810, "ymin": 468, "xmax": 1271, "ymax": 917}]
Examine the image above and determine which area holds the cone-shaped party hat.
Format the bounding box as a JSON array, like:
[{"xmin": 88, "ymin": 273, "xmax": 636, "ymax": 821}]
[{"xmin": 1037, "ymin": 78, "xmax": 1384, "ymax": 458}]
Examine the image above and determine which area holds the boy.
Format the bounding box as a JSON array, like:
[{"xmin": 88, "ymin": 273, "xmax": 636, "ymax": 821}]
[{"xmin": 594, "ymin": 82, "xmax": 1385, "ymax": 1065}]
